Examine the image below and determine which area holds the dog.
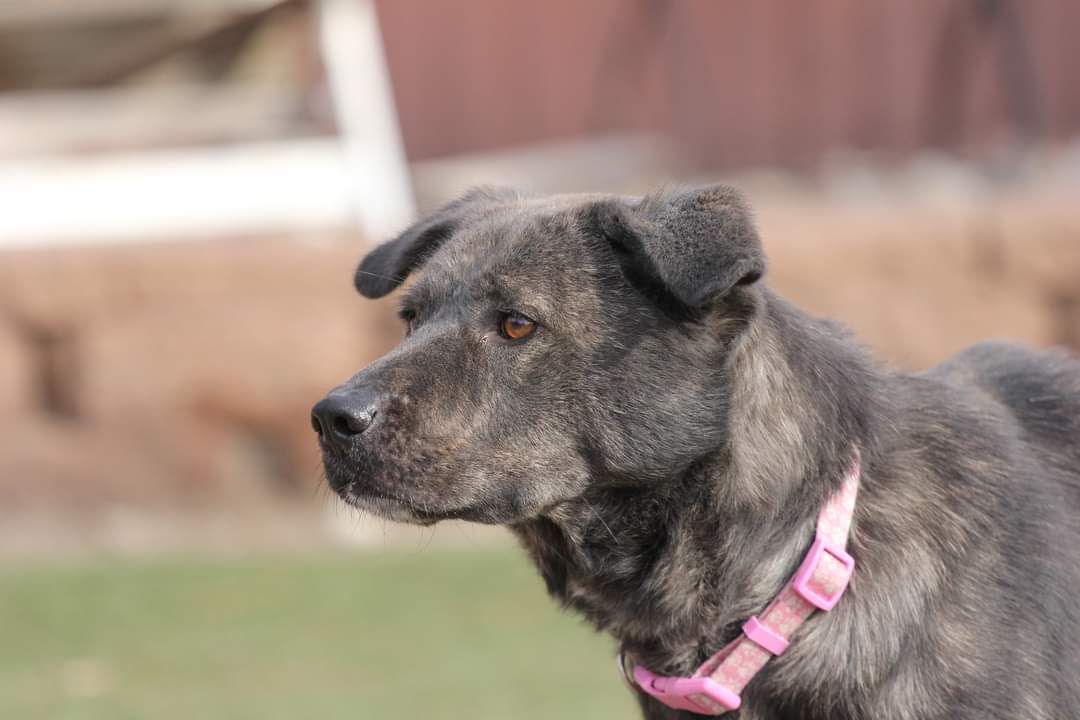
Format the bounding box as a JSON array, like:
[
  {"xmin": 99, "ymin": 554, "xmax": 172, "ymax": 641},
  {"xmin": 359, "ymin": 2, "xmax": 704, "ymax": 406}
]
[{"xmin": 312, "ymin": 185, "xmax": 1080, "ymax": 719}]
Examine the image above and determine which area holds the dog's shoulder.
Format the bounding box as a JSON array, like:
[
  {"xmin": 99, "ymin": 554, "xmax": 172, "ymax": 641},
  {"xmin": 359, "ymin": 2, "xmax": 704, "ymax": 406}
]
[
  {"xmin": 926, "ymin": 340, "xmax": 1080, "ymax": 474},
  {"xmin": 934, "ymin": 339, "xmax": 1078, "ymax": 375},
  {"xmin": 928, "ymin": 340, "xmax": 1080, "ymax": 407}
]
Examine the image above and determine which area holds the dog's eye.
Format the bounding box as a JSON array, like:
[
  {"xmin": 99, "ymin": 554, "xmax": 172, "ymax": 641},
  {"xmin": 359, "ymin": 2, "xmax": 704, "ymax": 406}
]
[{"xmin": 499, "ymin": 312, "xmax": 537, "ymax": 341}]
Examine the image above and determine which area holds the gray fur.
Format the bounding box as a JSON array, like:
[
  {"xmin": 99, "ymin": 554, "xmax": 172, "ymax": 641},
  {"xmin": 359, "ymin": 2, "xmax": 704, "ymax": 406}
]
[{"xmin": 316, "ymin": 185, "xmax": 1080, "ymax": 719}]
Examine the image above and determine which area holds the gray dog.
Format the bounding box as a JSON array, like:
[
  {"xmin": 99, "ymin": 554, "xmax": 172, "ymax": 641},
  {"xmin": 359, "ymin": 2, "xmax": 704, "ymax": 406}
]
[{"xmin": 312, "ymin": 185, "xmax": 1080, "ymax": 719}]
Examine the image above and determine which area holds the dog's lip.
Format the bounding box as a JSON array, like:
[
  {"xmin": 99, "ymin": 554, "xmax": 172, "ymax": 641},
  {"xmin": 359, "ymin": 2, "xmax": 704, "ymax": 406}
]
[
  {"xmin": 341, "ymin": 482, "xmax": 480, "ymax": 523},
  {"xmin": 342, "ymin": 482, "xmax": 411, "ymax": 506}
]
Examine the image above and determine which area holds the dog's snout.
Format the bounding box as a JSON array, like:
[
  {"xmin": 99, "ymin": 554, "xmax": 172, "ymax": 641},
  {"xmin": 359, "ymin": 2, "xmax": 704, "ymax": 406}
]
[{"xmin": 311, "ymin": 388, "xmax": 378, "ymax": 449}]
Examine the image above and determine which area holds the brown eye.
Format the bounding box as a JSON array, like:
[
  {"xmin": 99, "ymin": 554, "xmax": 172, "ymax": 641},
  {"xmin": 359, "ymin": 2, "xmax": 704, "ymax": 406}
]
[{"xmin": 499, "ymin": 312, "xmax": 537, "ymax": 341}]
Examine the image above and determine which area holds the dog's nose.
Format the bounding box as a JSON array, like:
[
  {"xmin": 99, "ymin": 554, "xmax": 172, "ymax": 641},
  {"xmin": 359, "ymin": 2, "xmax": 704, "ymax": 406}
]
[{"xmin": 311, "ymin": 388, "xmax": 378, "ymax": 449}]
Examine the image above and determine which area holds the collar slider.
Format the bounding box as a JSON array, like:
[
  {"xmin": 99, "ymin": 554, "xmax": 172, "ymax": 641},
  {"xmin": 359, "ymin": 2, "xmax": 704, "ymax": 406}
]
[{"xmin": 791, "ymin": 536, "xmax": 855, "ymax": 611}]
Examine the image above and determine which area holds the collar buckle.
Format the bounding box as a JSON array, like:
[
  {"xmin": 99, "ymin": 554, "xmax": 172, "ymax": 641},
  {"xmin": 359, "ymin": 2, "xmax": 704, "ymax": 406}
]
[
  {"xmin": 791, "ymin": 535, "xmax": 855, "ymax": 611},
  {"xmin": 632, "ymin": 664, "xmax": 741, "ymax": 715}
]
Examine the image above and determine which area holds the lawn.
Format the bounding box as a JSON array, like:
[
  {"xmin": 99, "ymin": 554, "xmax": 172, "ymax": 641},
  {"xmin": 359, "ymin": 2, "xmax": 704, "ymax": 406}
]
[{"xmin": 0, "ymin": 547, "xmax": 636, "ymax": 719}]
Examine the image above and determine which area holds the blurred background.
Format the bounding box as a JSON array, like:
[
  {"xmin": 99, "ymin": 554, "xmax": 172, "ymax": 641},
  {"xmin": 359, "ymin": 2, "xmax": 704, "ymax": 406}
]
[{"xmin": 1, "ymin": 1, "xmax": 1079, "ymax": 718}]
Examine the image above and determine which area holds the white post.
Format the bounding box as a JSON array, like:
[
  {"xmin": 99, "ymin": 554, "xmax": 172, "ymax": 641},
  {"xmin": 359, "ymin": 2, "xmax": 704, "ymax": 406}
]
[{"xmin": 316, "ymin": 0, "xmax": 417, "ymax": 243}]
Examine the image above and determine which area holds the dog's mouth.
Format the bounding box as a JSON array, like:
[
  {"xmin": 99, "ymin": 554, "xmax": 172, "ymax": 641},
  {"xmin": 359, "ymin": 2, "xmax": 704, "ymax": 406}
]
[
  {"xmin": 318, "ymin": 437, "xmax": 580, "ymax": 526},
  {"xmin": 334, "ymin": 482, "xmax": 435, "ymax": 525},
  {"xmin": 336, "ymin": 480, "xmax": 493, "ymax": 526}
]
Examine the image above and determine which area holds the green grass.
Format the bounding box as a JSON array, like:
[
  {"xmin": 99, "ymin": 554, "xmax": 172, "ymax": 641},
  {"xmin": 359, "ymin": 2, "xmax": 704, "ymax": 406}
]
[{"xmin": 0, "ymin": 548, "xmax": 636, "ymax": 720}]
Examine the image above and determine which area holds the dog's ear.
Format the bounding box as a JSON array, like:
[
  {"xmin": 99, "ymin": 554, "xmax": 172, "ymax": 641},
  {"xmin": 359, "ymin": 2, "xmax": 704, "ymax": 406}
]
[
  {"xmin": 587, "ymin": 185, "xmax": 765, "ymax": 311},
  {"xmin": 355, "ymin": 186, "xmax": 516, "ymax": 298}
]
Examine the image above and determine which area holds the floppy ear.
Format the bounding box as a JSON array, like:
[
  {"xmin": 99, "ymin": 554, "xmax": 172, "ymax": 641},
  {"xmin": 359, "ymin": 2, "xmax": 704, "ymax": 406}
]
[
  {"xmin": 354, "ymin": 186, "xmax": 516, "ymax": 298},
  {"xmin": 589, "ymin": 185, "xmax": 765, "ymax": 311}
]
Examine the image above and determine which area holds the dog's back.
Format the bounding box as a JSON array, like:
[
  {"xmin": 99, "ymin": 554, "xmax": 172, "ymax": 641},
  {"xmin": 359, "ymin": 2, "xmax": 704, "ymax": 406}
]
[
  {"xmin": 931, "ymin": 340, "xmax": 1080, "ymax": 491},
  {"xmin": 927, "ymin": 341, "xmax": 1080, "ymax": 715}
]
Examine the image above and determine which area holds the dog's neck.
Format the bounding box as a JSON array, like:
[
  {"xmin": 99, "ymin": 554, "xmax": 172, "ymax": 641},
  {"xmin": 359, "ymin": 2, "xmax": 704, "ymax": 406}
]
[{"xmin": 512, "ymin": 289, "xmax": 886, "ymax": 687}]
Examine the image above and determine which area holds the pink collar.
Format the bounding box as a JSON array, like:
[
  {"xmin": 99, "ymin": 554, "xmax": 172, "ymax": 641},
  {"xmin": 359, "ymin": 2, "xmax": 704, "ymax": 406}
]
[{"xmin": 620, "ymin": 455, "xmax": 860, "ymax": 715}]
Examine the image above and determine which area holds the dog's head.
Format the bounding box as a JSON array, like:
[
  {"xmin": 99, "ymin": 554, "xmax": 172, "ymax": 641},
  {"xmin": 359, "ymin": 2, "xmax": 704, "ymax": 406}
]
[{"xmin": 313, "ymin": 185, "xmax": 765, "ymax": 524}]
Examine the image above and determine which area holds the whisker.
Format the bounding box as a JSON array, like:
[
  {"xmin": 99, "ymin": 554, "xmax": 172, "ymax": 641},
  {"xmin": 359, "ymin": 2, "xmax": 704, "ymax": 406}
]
[
  {"xmin": 583, "ymin": 497, "xmax": 619, "ymax": 545},
  {"xmin": 355, "ymin": 269, "xmax": 405, "ymax": 283}
]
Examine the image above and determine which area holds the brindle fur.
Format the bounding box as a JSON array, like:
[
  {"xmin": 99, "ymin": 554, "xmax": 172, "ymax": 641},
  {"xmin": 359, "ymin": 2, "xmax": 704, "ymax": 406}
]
[{"xmin": 316, "ymin": 185, "xmax": 1080, "ymax": 719}]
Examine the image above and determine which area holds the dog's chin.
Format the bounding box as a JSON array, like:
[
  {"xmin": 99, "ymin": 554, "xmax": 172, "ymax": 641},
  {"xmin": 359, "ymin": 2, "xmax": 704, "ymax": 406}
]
[
  {"xmin": 340, "ymin": 485, "xmax": 442, "ymax": 525},
  {"xmin": 321, "ymin": 458, "xmax": 461, "ymax": 525},
  {"xmin": 335, "ymin": 481, "xmax": 508, "ymax": 526},
  {"xmin": 322, "ymin": 456, "xmax": 580, "ymax": 526}
]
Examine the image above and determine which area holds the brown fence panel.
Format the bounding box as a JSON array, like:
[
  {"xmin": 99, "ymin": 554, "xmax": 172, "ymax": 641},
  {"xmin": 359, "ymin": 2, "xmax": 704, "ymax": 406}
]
[{"xmin": 376, "ymin": 0, "xmax": 1080, "ymax": 169}]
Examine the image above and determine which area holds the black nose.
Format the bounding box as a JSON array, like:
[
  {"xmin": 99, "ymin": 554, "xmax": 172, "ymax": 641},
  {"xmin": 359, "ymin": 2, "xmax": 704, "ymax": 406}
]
[{"xmin": 311, "ymin": 388, "xmax": 378, "ymax": 449}]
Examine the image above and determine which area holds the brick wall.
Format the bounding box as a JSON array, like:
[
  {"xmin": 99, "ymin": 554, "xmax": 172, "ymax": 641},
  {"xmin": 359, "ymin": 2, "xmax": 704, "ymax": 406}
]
[{"xmin": 0, "ymin": 233, "xmax": 400, "ymax": 514}]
